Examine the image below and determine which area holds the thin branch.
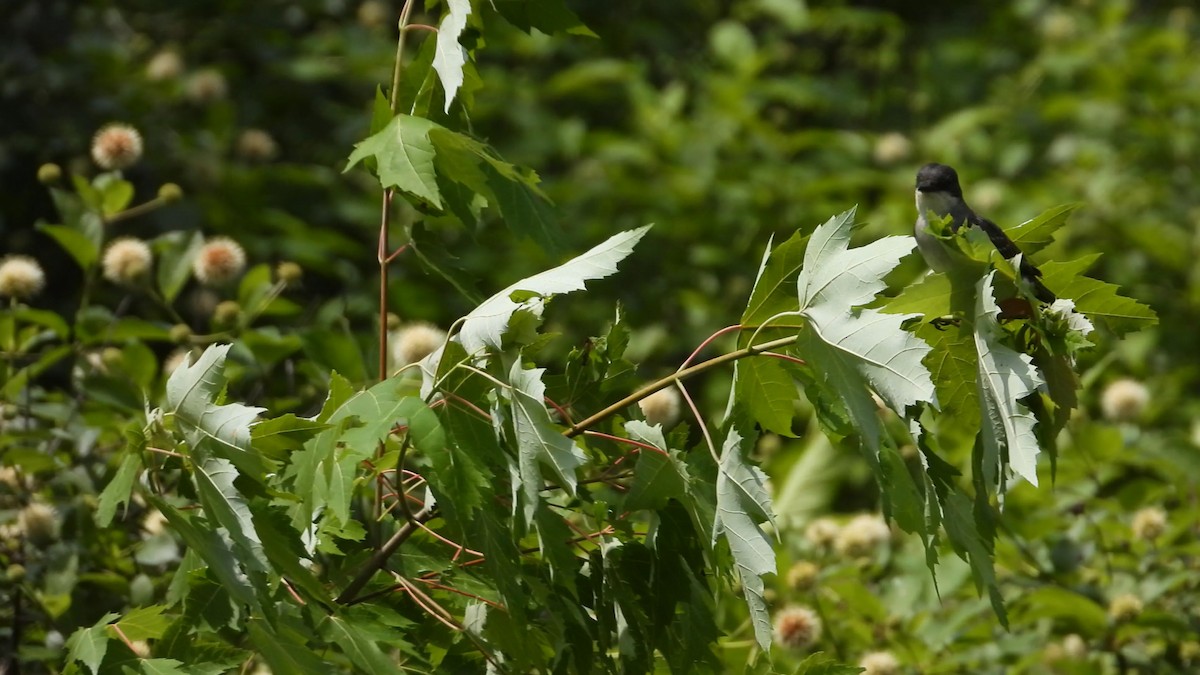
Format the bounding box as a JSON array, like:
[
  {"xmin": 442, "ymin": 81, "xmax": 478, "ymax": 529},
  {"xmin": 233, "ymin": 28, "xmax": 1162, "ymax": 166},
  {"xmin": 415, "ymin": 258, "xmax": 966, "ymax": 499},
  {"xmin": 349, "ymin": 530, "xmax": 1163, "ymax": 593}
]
[
  {"xmin": 336, "ymin": 505, "xmax": 436, "ymax": 605},
  {"xmin": 678, "ymin": 324, "xmax": 742, "ymax": 371},
  {"xmin": 563, "ymin": 333, "xmax": 801, "ymax": 437}
]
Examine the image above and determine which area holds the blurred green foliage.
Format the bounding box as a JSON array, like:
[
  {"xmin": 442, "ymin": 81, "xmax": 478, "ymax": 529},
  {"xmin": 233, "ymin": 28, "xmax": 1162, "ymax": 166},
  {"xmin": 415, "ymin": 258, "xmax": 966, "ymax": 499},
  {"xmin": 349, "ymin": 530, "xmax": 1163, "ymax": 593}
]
[{"xmin": 2, "ymin": 0, "xmax": 1198, "ymax": 671}]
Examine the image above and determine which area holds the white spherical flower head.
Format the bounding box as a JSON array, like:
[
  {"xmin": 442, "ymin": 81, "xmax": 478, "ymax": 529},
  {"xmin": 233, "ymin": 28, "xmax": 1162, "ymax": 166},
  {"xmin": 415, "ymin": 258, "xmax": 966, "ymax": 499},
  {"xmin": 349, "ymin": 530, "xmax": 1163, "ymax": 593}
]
[
  {"xmin": 0, "ymin": 256, "xmax": 46, "ymax": 300},
  {"xmin": 18, "ymin": 501, "xmax": 60, "ymax": 545},
  {"xmin": 236, "ymin": 129, "xmax": 279, "ymax": 161},
  {"xmin": 872, "ymin": 132, "xmax": 912, "ymax": 165},
  {"xmin": 1061, "ymin": 634, "xmax": 1087, "ymax": 659},
  {"xmin": 145, "ymin": 49, "xmax": 184, "ymax": 81},
  {"xmin": 804, "ymin": 517, "xmax": 840, "ymax": 549},
  {"xmin": 1100, "ymin": 378, "xmax": 1150, "ymax": 422},
  {"xmin": 1131, "ymin": 507, "xmax": 1166, "ymax": 541},
  {"xmin": 185, "ymin": 69, "xmax": 228, "ymax": 103},
  {"xmin": 193, "ymin": 237, "xmax": 247, "ymax": 286},
  {"xmin": 772, "ymin": 605, "xmax": 822, "ymax": 651},
  {"xmin": 859, "ymin": 651, "xmax": 900, "ymax": 675},
  {"xmin": 102, "ymin": 238, "xmax": 154, "ymax": 286},
  {"xmin": 834, "ymin": 513, "xmax": 891, "ymax": 558},
  {"xmin": 91, "ymin": 123, "xmax": 144, "ymax": 170},
  {"xmin": 392, "ymin": 322, "xmax": 447, "ymax": 368},
  {"xmin": 1107, "ymin": 593, "xmax": 1143, "ymax": 622},
  {"xmin": 163, "ymin": 349, "xmax": 193, "ymax": 377},
  {"xmin": 638, "ymin": 387, "xmax": 682, "ymax": 428}
]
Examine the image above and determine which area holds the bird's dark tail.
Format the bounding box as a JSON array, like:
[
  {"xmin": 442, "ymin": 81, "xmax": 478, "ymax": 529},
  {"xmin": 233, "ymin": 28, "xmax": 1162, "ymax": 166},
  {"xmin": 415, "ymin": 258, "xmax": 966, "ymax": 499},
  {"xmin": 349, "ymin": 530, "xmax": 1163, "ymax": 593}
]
[{"xmin": 1018, "ymin": 258, "xmax": 1056, "ymax": 303}]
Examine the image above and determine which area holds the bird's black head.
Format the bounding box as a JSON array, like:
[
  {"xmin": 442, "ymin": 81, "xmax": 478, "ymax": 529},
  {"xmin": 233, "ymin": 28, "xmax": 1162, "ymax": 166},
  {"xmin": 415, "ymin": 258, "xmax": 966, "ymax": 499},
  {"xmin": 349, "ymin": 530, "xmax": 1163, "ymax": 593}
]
[{"xmin": 915, "ymin": 163, "xmax": 963, "ymax": 197}]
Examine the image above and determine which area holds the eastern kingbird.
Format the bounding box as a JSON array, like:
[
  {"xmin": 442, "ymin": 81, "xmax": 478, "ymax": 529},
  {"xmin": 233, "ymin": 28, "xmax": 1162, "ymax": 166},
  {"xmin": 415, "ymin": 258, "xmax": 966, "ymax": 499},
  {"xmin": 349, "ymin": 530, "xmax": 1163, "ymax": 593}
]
[{"xmin": 914, "ymin": 163, "xmax": 1055, "ymax": 303}]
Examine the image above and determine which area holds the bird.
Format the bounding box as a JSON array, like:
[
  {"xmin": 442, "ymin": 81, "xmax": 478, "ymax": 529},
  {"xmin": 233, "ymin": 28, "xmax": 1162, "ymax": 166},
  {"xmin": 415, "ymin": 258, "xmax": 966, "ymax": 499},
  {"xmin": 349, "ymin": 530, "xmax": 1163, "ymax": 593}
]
[{"xmin": 914, "ymin": 163, "xmax": 1055, "ymax": 303}]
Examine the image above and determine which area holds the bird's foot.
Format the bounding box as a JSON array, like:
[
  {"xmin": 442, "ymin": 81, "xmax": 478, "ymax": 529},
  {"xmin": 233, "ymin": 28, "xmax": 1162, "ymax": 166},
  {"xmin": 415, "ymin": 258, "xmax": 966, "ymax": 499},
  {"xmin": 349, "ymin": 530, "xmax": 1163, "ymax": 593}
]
[{"xmin": 930, "ymin": 315, "xmax": 960, "ymax": 330}]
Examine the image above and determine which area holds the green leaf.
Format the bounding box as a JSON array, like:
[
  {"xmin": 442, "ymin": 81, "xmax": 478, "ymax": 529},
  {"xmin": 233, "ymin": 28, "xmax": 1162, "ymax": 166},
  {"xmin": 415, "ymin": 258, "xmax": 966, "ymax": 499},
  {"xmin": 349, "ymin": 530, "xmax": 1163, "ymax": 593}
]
[
  {"xmin": 1012, "ymin": 587, "xmax": 1107, "ymax": 635},
  {"xmin": 345, "ymin": 113, "xmax": 442, "ymax": 207},
  {"xmin": 741, "ymin": 229, "xmax": 808, "ymax": 328},
  {"xmin": 408, "ymin": 222, "xmax": 484, "ymax": 305},
  {"xmin": 796, "ymin": 207, "xmax": 934, "ymax": 417},
  {"xmin": 1005, "ymin": 203, "xmax": 1079, "ymax": 254},
  {"xmin": 192, "ymin": 455, "xmax": 270, "ymax": 577},
  {"xmin": 247, "ymin": 620, "xmax": 331, "ymax": 675},
  {"xmin": 1039, "ymin": 254, "xmax": 1157, "ymax": 334},
  {"xmin": 880, "ymin": 272, "xmax": 951, "ymax": 318},
  {"xmin": 250, "ymin": 414, "xmax": 328, "ymax": 457},
  {"xmin": 320, "ymin": 616, "xmax": 398, "ymax": 674},
  {"xmin": 494, "ymin": 0, "xmax": 595, "ymax": 36},
  {"xmin": 942, "ymin": 489, "xmax": 1006, "ymax": 626},
  {"xmin": 38, "ymin": 222, "xmax": 98, "ymax": 270},
  {"xmin": 96, "ymin": 447, "xmax": 143, "ymax": 527},
  {"xmin": 155, "ymin": 231, "xmax": 204, "ymax": 303},
  {"xmin": 622, "ymin": 421, "xmax": 689, "ymax": 511},
  {"xmin": 148, "ymin": 497, "xmax": 260, "ymax": 612},
  {"xmin": 509, "ymin": 361, "xmax": 586, "ymax": 522},
  {"xmin": 914, "ymin": 321, "xmax": 980, "ymax": 446},
  {"xmin": 132, "ymin": 659, "xmax": 188, "ymax": 675},
  {"xmin": 792, "ymin": 652, "xmax": 865, "ymax": 674},
  {"xmin": 300, "ymin": 329, "xmax": 367, "ymax": 384},
  {"xmin": 109, "ymin": 605, "xmax": 172, "ymax": 641},
  {"xmin": 432, "ymin": 0, "xmax": 471, "ymax": 113},
  {"xmin": 66, "ymin": 613, "xmax": 117, "ymax": 674},
  {"xmin": 98, "ymin": 176, "xmax": 135, "ymax": 216},
  {"xmin": 453, "ymin": 226, "xmax": 650, "ymax": 354},
  {"xmin": 252, "ymin": 506, "xmax": 329, "ymax": 604},
  {"xmin": 973, "ymin": 272, "xmax": 1043, "ymax": 488},
  {"xmin": 165, "ymin": 344, "xmax": 268, "ymax": 479},
  {"xmin": 712, "ymin": 426, "xmax": 775, "ymax": 651},
  {"xmin": 735, "ymin": 356, "xmax": 798, "ymax": 436}
]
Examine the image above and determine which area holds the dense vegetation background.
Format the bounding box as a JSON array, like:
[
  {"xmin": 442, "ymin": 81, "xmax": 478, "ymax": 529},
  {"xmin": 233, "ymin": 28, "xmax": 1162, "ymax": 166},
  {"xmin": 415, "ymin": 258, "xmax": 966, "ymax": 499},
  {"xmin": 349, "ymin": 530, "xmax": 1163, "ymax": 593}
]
[{"xmin": 1, "ymin": 0, "xmax": 1196, "ymax": 672}]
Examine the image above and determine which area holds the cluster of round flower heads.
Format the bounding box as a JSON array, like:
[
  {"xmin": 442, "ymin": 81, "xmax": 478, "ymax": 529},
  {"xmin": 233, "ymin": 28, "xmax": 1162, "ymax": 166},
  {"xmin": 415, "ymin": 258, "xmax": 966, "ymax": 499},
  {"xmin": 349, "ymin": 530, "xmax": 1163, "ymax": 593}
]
[
  {"xmin": 803, "ymin": 513, "xmax": 891, "ymax": 559},
  {"xmin": 0, "ymin": 256, "xmax": 45, "ymax": 300}
]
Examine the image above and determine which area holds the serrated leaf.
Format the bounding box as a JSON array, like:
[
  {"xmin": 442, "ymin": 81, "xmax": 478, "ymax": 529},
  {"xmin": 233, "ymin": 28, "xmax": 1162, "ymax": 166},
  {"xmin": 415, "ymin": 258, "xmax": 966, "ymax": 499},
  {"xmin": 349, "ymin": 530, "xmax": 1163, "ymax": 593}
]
[
  {"xmin": 974, "ymin": 272, "xmax": 1043, "ymax": 488},
  {"xmin": 509, "ymin": 362, "xmax": 586, "ymax": 521},
  {"xmin": 321, "ymin": 616, "xmax": 398, "ymax": 674},
  {"xmin": 914, "ymin": 321, "xmax": 980, "ymax": 445},
  {"xmin": 165, "ymin": 344, "xmax": 268, "ymax": 478},
  {"xmin": 942, "ymin": 489, "xmax": 1006, "ymax": 626},
  {"xmin": 712, "ymin": 427, "xmax": 775, "ymax": 651},
  {"xmin": 880, "ymin": 271, "xmax": 951, "ymax": 318},
  {"xmin": 622, "ymin": 421, "xmax": 688, "ymax": 511},
  {"xmin": 1039, "ymin": 254, "xmax": 1157, "ymax": 334},
  {"xmin": 741, "ymin": 229, "xmax": 808, "ymax": 328},
  {"xmin": 734, "ymin": 355, "xmax": 798, "ymax": 436},
  {"xmin": 133, "ymin": 659, "xmax": 188, "ymax": 675},
  {"xmin": 432, "ymin": 0, "xmax": 471, "ymax": 113},
  {"xmin": 109, "ymin": 605, "xmax": 172, "ymax": 641},
  {"xmin": 1005, "ymin": 203, "xmax": 1079, "ymax": 254},
  {"xmin": 456, "ymin": 226, "xmax": 649, "ymax": 354},
  {"xmin": 66, "ymin": 613, "xmax": 117, "ymax": 674},
  {"xmin": 192, "ymin": 455, "xmax": 269, "ymax": 575},
  {"xmin": 247, "ymin": 620, "xmax": 330, "ymax": 675},
  {"xmin": 797, "ymin": 208, "xmax": 935, "ymax": 416},
  {"xmin": 149, "ymin": 497, "xmax": 260, "ymax": 612},
  {"xmin": 345, "ymin": 114, "xmax": 442, "ymax": 207},
  {"xmin": 252, "ymin": 506, "xmax": 328, "ymax": 604}
]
